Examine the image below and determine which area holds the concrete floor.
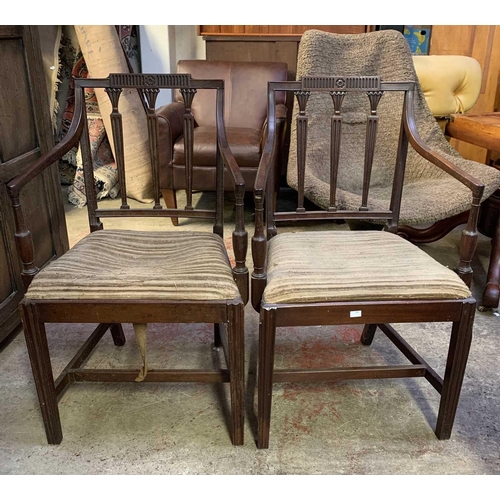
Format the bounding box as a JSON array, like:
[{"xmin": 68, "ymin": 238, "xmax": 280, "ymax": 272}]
[{"xmin": 1, "ymin": 187, "xmax": 499, "ymax": 474}]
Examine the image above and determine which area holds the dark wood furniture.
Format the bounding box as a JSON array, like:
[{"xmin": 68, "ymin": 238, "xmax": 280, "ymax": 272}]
[
  {"xmin": 157, "ymin": 60, "xmax": 288, "ymax": 226},
  {"xmin": 6, "ymin": 74, "xmax": 248, "ymax": 445},
  {"xmin": 252, "ymin": 77, "xmax": 481, "ymax": 448},
  {"xmin": 0, "ymin": 25, "xmax": 68, "ymax": 344},
  {"xmin": 447, "ymin": 112, "xmax": 500, "ymax": 309}
]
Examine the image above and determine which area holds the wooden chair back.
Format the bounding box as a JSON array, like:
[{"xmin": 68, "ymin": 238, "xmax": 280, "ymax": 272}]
[
  {"xmin": 73, "ymin": 74, "xmax": 237, "ymax": 236},
  {"xmin": 256, "ymin": 76, "xmax": 415, "ymax": 235},
  {"xmin": 7, "ymin": 74, "xmax": 248, "ymax": 300}
]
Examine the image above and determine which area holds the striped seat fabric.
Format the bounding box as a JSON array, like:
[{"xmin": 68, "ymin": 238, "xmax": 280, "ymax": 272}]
[
  {"xmin": 262, "ymin": 231, "xmax": 471, "ymax": 304},
  {"xmin": 26, "ymin": 230, "xmax": 240, "ymax": 301}
]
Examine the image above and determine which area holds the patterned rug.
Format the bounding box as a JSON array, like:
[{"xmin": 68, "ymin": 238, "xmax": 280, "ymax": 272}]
[{"xmin": 55, "ymin": 26, "xmax": 140, "ymax": 207}]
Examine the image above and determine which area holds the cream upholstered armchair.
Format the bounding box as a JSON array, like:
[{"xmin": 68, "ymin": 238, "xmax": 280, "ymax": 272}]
[{"xmin": 413, "ymin": 55, "xmax": 482, "ymax": 130}]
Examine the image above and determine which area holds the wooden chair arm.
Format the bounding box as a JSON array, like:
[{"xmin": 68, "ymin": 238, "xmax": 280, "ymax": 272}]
[
  {"xmin": 5, "ymin": 91, "xmax": 84, "ymax": 289},
  {"xmin": 215, "ymin": 110, "xmax": 248, "ymax": 304},
  {"xmin": 405, "ymin": 92, "xmax": 485, "ymax": 287},
  {"xmin": 7, "ymin": 100, "xmax": 84, "ymax": 199},
  {"xmin": 405, "ymin": 97, "xmax": 485, "ymax": 200}
]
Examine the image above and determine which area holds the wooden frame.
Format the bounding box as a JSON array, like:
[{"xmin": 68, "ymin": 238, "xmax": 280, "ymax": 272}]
[
  {"xmin": 251, "ymin": 77, "xmax": 482, "ymax": 448},
  {"xmin": 6, "ymin": 74, "xmax": 249, "ymax": 446}
]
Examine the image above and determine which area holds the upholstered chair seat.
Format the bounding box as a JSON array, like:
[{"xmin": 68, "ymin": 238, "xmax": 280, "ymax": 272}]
[
  {"xmin": 26, "ymin": 230, "xmax": 240, "ymax": 301},
  {"xmin": 263, "ymin": 231, "xmax": 472, "ymax": 304}
]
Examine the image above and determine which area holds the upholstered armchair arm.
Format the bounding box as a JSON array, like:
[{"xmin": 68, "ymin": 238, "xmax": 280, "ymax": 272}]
[
  {"xmin": 6, "ymin": 92, "xmax": 84, "ymax": 289},
  {"xmin": 261, "ymin": 103, "xmax": 287, "ymax": 151},
  {"xmin": 405, "ymin": 91, "xmax": 485, "ymax": 287},
  {"xmin": 156, "ymin": 102, "xmax": 185, "ymax": 172}
]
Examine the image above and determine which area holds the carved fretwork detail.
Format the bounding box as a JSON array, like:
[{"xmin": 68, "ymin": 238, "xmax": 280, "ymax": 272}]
[
  {"xmin": 109, "ymin": 73, "xmax": 191, "ymax": 89},
  {"xmin": 330, "ymin": 91, "xmax": 347, "ymax": 114},
  {"xmin": 367, "ymin": 91, "xmax": 384, "ymax": 114},
  {"xmin": 142, "ymin": 88, "xmax": 160, "ymax": 110},
  {"xmin": 180, "ymin": 88, "xmax": 197, "ymax": 111},
  {"xmin": 302, "ymin": 76, "xmax": 381, "ymax": 91},
  {"xmin": 294, "ymin": 91, "xmax": 311, "ymax": 115},
  {"xmin": 105, "ymin": 87, "xmax": 122, "ymax": 111}
]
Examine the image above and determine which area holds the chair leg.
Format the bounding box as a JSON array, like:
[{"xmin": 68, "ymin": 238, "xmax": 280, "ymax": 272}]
[
  {"xmin": 20, "ymin": 302, "xmax": 62, "ymax": 444},
  {"xmin": 257, "ymin": 307, "xmax": 276, "ymax": 449},
  {"xmin": 161, "ymin": 188, "xmax": 179, "ymax": 226},
  {"xmin": 109, "ymin": 324, "xmax": 126, "ymax": 346},
  {"xmin": 214, "ymin": 323, "xmax": 222, "ymax": 349},
  {"xmin": 435, "ymin": 300, "xmax": 475, "ymax": 440},
  {"xmin": 360, "ymin": 324, "xmax": 377, "ymax": 346},
  {"xmin": 227, "ymin": 303, "xmax": 245, "ymax": 445}
]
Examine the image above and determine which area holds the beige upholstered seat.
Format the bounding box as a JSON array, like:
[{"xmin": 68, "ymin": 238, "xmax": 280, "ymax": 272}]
[
  {"xmin": 263, "ymin": 231, "xmax": 471, "ymax": 304},
  {"xmin": 26, "ymin": 230, "xmax": 240, "ymax": 301}
]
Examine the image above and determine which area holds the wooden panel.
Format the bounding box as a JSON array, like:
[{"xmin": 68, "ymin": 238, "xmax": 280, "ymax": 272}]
[
  {"xmin": 0, "ymin": 38, "xmax": 37, "ymax": 163},
  {"xmin": 0, "ymin": 26, "xmax": 69, "ymax": 342},
  {"xmin": 245, "ymin": 26, "xmax": 269, "ymax": 34},
  {"xmin": 200, "ymin": 25, "xmax": 368, "ymax": 36},
  {"xmin": 0, "ymin": 223, "xmax": 14, "ymax": 300},
  {"xmin": 222, "ymin": 25, "xmax": 245, "ymax": 34},
  {"xmin": 431, "ymin": 25, "xmax": 500, "ymax": 163}
]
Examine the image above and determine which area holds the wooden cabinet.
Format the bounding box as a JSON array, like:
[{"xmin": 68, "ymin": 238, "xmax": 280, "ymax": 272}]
[
  {"xmin": 202, "ymin": 26, "xmax": 372, "ymax": 80},
  {"xmin": 0, "ymin": 26, "xmax": 68, "ymax": 343},
  {"xmin": 199, "ymin": 25, "xmax": 369, "ymax": 36}
]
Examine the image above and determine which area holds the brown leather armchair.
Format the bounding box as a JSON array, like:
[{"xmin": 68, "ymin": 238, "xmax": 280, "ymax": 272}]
[{"xmin": 157, "ymin": 60, "xmax": 288, "ymax": 225}]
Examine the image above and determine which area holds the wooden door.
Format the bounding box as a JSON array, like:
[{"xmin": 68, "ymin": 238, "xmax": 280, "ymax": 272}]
[{"xmin": 0, "ymin": 26, "xmax": 68, "ymax": 343}]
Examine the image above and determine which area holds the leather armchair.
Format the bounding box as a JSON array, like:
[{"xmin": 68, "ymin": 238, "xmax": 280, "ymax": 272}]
[{"xmin": 156, "ymin": 60, "xmax": 288, "ymax": 225}]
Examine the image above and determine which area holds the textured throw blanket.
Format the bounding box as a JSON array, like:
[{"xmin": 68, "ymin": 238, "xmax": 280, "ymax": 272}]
[{"xmin": 288, "ymin": 29, "xmax": 500, "ymax": 226}]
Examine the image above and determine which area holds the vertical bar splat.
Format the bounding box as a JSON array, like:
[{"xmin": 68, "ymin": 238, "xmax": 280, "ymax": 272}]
[
  {"xmin": 143, "ymin": 88, "xmax": 162, "ymax": 209},
  {"xmin": 360, "ymin": 91, "xmax": 384, "ymax": 211},
  {"xmin": 295, "ymin": 91, "xmax": 310, "ymax": 213},
  {"xmin": 105, "ymin": 87, "xmax": 129, "ymax": 209},
  {"xmin": 389, "ymin": 92, "xmax": 409, "ymax": 233},
  {"xmin": 80, "ymin": 87, "xmax": 102, "ymax": 232},
  {"xmin": 329, "ymin": 91, "xmax": 346, "ymax": 211},
  {"xmin": 180, "ymin": 88, "xmax": 197, "ymax": 210}
]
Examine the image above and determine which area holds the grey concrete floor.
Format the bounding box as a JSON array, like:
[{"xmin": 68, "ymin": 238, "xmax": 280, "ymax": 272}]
[{"xmin": 1, "ymin": 187, "xmax": 499, "ymax": 474}]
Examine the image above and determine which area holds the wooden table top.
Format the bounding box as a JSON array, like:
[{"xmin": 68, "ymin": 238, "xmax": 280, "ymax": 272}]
[{"xmin": 447, "ymin": 112, "xmax": 500, "ymax": 151}]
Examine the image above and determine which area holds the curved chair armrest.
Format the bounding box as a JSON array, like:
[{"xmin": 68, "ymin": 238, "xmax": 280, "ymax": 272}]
[
  {"xmin": 6, "ymin": 90, "xmax": 84, "ymax": 289},
  {"xmin": 405, "ymin": 96, "xmax": 485, "ymax": 200},
  {"xmin": 7, "ymin": 100, "xmax": 84, "ymax": 199},
  {"xmin": 251, "ymin": 98, "xmax": 282, "ymax": 310},
  {"xmin": 216, "ymin": 110, "xmax": 248, "ymax": 304},
  {"xmin": 405, "ymin": 91, "xmax": 485, "ymax": 287}
]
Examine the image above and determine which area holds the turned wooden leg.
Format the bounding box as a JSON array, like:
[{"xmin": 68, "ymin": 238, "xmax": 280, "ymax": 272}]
[
  {"xmin": 227, "ymin": 303, "xmax": 245, "ymax": 445},
  {"xmin": 20, "ymin": 302, "xmax": 62, "ymax": 444},
  {"xmin": 257, "ymin": 307, "xmax": 276, "ymax": 449},
  {"xmin": 481, "ymin": 216, "xmax": 500, "ymax": 309},
  {"xmin": 360, "ymin": 324, "xmax": 377, "ymax": 346},
  {"xmin": 435, "ymin": 299, "xmax": 475, "ymax": 440},
  {"xmin": 109, "ymin": 324, "xmax": 126, "ymax": 346},
  {"xmin": 161, "ymin": 188, "xmax": 178, "ymax": 226}
]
